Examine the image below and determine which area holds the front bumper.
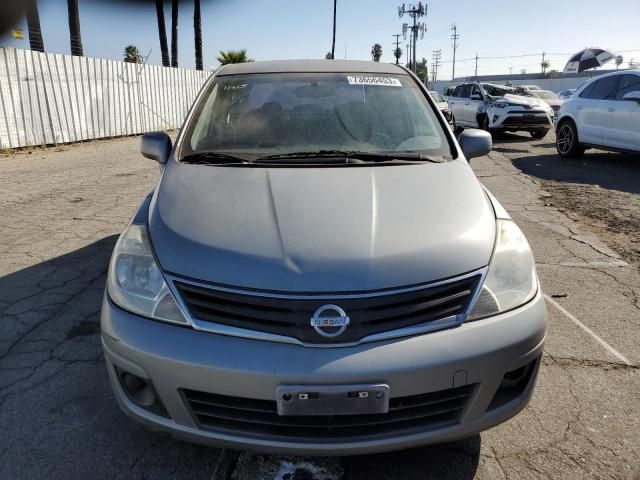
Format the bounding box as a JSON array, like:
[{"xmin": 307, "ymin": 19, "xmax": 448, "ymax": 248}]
[
  {"xmin": 101, "ymin": 292, "xmax": 546, "ymax": 455},
  {"xmin": 490, "ymin": 110, "xmax": 553, "ymax": 130}
]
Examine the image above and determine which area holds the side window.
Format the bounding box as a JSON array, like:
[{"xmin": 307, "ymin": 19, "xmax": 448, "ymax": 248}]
[
  {"xmin": 588, "ymin": 76, "xmax": 620, "ymax": 100},
  {"xmin": 616, "ymin": 74, "xmax": 640, "ymax": 100},
  {"xmin": 459, "ymin": 85, "xmax": 471, "ymax": 98},
  {"xmin": 471, "ymin": 86, "xmax": 482, "ymax": 99},
  {"xmin": 453, "ymin": 86, "xmax": 462, "ymax": 97},
  {"xmin": 579, "ymin": 81, "xmax": 597, "ymax": 99}
]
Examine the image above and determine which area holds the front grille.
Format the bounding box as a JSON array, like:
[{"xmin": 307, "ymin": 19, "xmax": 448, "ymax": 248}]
[
  {"xmin": 503, "ymin": 114, "xmax": 551, "ymax": 126},
  {"xmin": 174, "ymin": 274, "xmax": 481, "ymax": 344},
  {"xmin": 182, "ymin": 385, "xmax": 474, "ymax": 441}
]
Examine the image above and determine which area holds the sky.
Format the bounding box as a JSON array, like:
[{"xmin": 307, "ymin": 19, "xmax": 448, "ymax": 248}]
[{"xmin": 1, "ymin": 0, "xmax": 639, "ymax": 79}]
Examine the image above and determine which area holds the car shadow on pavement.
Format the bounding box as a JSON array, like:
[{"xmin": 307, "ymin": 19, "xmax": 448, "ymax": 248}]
[
  {"xmin": 1, "ymin": 237, "xmax": 481, "ymax": 479},
  {"xmin": 512, "ymin": 151, "xmax": 640, "ymax": 194},
  {"xmin": 343, "ymin": 435, "xmax": 481, "ymax": 479}
]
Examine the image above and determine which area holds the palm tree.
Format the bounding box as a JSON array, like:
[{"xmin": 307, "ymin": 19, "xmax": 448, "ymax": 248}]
[
  {"xmin": 123, "ymin": 45, "xmax": 143, "ymax": 64},
  {"xmin": 170, "ymin": 0, "xmax": 178, "ymax": 67},
  {"xmin": 371, "ymin": 43, "xmax": 382, "ymax": 62},
  {"xmin": 540, "ymin": 59, "xmax": 550, "ymax": 75},
  {"xmin": 67, "ymin": 0, "xmax": 83, "ymax": 56},
  {"xmin": 25, "ymin": 0, "xmax": 44, "ymax": 52},
  {"xmin": 155, "ymin": 0, "xmax": 170, "ymax": 67},
  {"xmin": 393, "ymin": 47, "xmax": 402, "ymax": 65},
  {"xmin": 216, "ymin": 49, "xmax": 253, "ymax": 65},
  {"xmin": 194, "ymin": 0, "xmax": 203, "ymax": 70},
  {"xmin": 330, "ymin": 0, "xmax": 337, "ymax": 60}
]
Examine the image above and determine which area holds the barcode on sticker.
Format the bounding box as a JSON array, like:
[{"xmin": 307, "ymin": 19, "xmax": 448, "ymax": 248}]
[{"xmin": 347, "ymin": 76, "xmax": 402, "ymax": 87}]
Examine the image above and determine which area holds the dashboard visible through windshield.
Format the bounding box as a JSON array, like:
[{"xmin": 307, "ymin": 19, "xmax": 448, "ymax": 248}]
[{"xmin": 180, "ymin": 72, "xmax": 451, "ymax": 162}]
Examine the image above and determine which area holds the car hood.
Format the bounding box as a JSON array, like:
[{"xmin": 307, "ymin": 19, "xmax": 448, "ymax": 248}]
[
  {"xmin": 542, "ymin": 98, "xmax": 563, "ymax": 107},
  {"xmin": 149, "ymin": 161, "xmax": 496, "ymax": 292},
  {"xmin": 495, "ymin": 94, "xmax": 545, "ymax": 108}
]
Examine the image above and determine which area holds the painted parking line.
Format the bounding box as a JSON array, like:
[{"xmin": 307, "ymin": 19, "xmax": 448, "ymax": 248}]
[{"xmin": 544, "ymin": 294, "xmax": 633, "ymax": 366}]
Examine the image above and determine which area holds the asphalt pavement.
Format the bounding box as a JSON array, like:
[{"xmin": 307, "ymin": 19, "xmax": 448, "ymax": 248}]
[{"xmin": 1, "ymin": 133, "xmax": 638, "ymax": 479}]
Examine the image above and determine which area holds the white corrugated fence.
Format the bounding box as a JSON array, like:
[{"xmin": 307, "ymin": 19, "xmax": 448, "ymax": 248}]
[{"xmin": 0, "ymin": 47, "xmax": 210, "ymax": 149}]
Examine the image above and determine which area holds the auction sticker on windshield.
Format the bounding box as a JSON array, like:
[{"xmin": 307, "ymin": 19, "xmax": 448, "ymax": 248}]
[{"xmin": 347, "ymin": 75, "xmax": 402, "ymax": 87}]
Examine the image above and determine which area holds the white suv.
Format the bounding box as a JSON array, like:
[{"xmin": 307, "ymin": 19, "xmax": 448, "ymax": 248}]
[
  {"xmin": 449, "ymin": 82, "xmax": 553, "ymax": 138},
  {"xmin": 555, "ymin": 70, "xmax": 640, "ymax": 158}
]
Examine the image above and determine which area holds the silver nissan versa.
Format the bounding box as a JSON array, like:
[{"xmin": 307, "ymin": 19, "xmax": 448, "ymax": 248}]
[{"xmin": 101, "ymin": 60, "xmax": 546, "ymax": 455}]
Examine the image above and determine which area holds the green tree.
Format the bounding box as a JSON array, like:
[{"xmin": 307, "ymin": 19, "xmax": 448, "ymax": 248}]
[
  {"xmin": 123, "ymin": 45, "xmax": 143, "ymax": 64},
  {"xmin": 67, "ymin": 0, "xmax": 83, "ymax": 56},
  {"xmin": 371, "ymin": 43, "xmax": 382, "ymax": 62},
  {"xmin": 393, "ymin": 47, "xmax": 402, "ymax": 65},
  {"xmin": 415, "ymin": 57, "xmax": 428, "ymax": 83},
  {"xmin": 541, "ymin": 59, "xmax": 550, "ymax": 75},
  {"xmin": 154, "ymin": 0, "xmax": 169, "ymax": 67},
  {"xmin": 216, "ymin": 49, "xmax": 254, "ymax": 65}
]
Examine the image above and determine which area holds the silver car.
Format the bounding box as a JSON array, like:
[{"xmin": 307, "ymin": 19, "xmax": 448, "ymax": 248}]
[{"xmin": 102, "ymin": 60, "xmax": 546, "ymax": 455}]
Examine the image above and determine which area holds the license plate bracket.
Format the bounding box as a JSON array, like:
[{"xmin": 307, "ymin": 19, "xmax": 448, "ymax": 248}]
[{"xmin": 276, "ymin": 384, "xmax": 390, "ymax": 416}]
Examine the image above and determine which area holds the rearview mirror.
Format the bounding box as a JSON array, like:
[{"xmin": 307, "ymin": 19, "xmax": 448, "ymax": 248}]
[
  {"xmin": 141, "ymin": 132, "xmax": 172, "ymax": 164},
  {"xmin": 458, "ymin": 129, "xmax": 492, "ymax": 161},
  {"xmin": 623, "ymin": 91, "xmax": 640, "ymax": 103}
]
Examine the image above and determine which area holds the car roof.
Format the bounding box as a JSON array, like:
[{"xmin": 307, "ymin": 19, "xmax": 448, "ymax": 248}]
[{"xmin": 217, "ymin": 59, "xmax": 408, "ymax": 76}]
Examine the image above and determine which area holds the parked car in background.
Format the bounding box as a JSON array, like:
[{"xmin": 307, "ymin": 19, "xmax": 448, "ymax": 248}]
[
  {"xmin": 558, "ymin": 89, "xmax": 576, "ymax": 100},
  {"xmin": 102, "ymin": 59, "xmax": 546, "ymax": 455},
  {"xmin": 448, "ymin": 82, "xmax": 554, "ymax": 138},
  {"xmin": 429, "ymin": 90, "xmax": 452, "ymax": 121},
  {"xmin": 521, "ymin": 84, "xmax": 541, "ymax": 91},
  {"xmin": 555, "ymin": 70, "xmax": 640, "ymax": 157},
  {"xmin": 529, "ymin": 89, "xmax": 564, "ymax": 117}
]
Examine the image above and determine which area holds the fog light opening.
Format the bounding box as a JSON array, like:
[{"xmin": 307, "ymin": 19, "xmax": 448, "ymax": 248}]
[
  {"xmin": 500, "ymin": 365, "xmax": 530, "ymax": 389},
  {"xmin": 114, "ymin": 366, "xmax": 169, "ymax": 417},
  {"xmin": 121, "ymin": 372, "xmax": 155, "ymax": 407}
]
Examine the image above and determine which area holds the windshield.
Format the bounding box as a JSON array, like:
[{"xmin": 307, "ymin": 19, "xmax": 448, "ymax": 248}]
[
  {"xmin": 181, "ymin": 72, "xmax": 451, "ymax": 161},
  {"xmin": 481, "ymin": 83, "xmax": 516, "ymax": 98},
  {"xmin": 430, "ymin": 91, "xmax": 445, "ymax": 102},
  {"xmin": 531, "ymin": 90, "xmax": 559, "ymax": 100}
]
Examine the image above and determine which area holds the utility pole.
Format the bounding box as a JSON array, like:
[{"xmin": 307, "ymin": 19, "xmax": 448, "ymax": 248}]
[
  {"xmin": 474, "ymin": 53, "xmax": 479, "ymax": 78},
  {"xmin": 509, "ymin": 66, "xmax": 513, "ymax": 77},
  {"xmin": 399, "ymin": 3, "xmax": 427, "ymax": 73},
  {"xmin": 392, "ymin": 34, "xmax": 402, "ymax": 65},
  {"xmin": 450, "ymin": 23, "xmax": 459, "ymax": 80},
  {"xmin": 541, "ymin": 51, "xmax": 546, "ymax": 75},
  {"xmin": 432, "ymin": 49, "xmax": 442, "ymax": 82},
  {"xmin": 331, "ymin": 0, "xmax": 337, "ymax": 59},
  {"xmin": 406, "ymin": 37, "xmax": 413, "ymax": 70}
]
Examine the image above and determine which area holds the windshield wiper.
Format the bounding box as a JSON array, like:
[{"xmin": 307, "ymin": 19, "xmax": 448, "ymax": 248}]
[
  {"xmin": 180, "ymin": 151, "xmax": 254, "ymax": 165},
  {"xmin": 255, "ymin": 150, "xmax": 447, "ymax": 164}
]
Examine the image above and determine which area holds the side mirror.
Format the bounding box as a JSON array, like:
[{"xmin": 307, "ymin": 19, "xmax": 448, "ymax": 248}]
[
  {"xmin": 141, "ymin": 132, "xmax": 172, "ymax": 164},
  {"xmin": 623, "ymin": 91, "xmax": 640, "ymax": 103},
  {"xmin": 470, "ymin": 93, "xmax": 483, "ymax": 101},
  {"xmin": 458, "ymin": 129, "xmax": 492, "ymax": 161}
]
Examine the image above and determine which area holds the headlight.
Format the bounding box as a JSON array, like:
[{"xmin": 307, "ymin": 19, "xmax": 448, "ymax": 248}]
[
  {"xmin": 107, "ymin": 224, "xmax": 188, "ymax": 325},
  {"xmin": 467, "ymin": 220, "xmax": 537, "ymax": 320}
]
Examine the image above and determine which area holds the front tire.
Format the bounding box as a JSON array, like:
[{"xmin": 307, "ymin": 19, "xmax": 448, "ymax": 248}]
[
  {"xmin": 452, "ymin": 116, "xmax": 463, "ymax": 134},
  {"xmin": 531, "ymin": 128, "xmax": 549, "ymax": 139},
  {"xmin": 556, "ymin": 121, "xmax": 585, "ymax": 158}
]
